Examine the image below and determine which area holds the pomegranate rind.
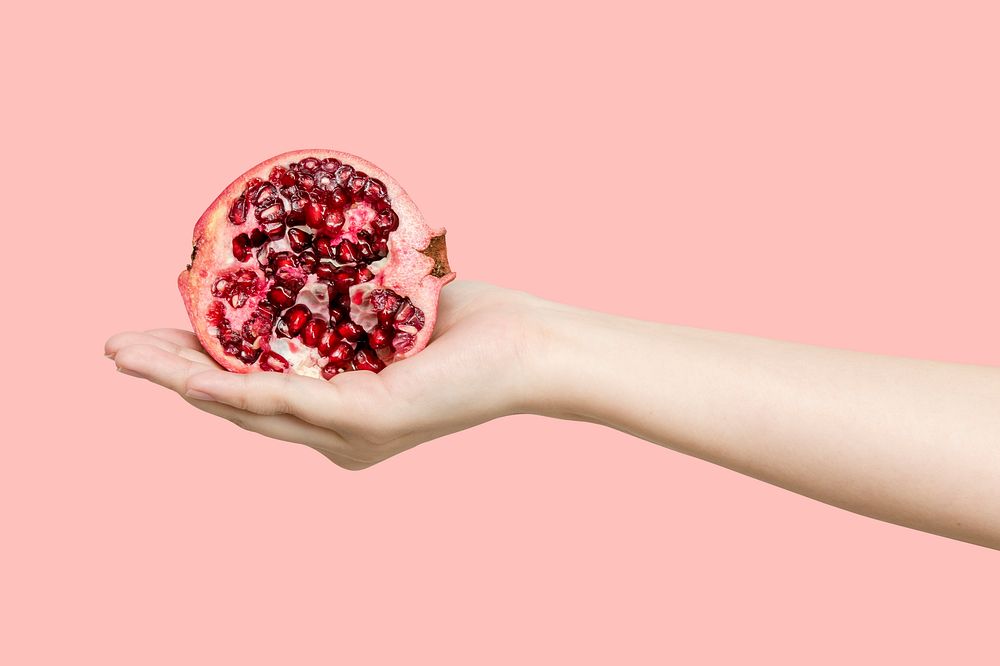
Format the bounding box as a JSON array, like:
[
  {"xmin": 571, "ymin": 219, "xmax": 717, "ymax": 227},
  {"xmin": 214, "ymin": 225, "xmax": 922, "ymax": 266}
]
[{"xmin": 179, "ymin": 149, "xmax": 455, "ymax": 374}]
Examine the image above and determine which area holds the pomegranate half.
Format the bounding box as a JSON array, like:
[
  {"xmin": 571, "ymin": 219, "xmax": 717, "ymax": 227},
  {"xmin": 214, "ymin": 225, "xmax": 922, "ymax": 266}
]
[{"xmin": 179, "ymin": 150, "xmax": 454, "ymax": 378}]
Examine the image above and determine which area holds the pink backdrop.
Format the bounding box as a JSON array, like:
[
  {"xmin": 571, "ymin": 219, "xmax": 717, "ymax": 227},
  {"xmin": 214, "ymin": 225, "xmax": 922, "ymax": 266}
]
[{"xmin": 4, "ymin": 1, "xmax": 999, "ymax": 663}]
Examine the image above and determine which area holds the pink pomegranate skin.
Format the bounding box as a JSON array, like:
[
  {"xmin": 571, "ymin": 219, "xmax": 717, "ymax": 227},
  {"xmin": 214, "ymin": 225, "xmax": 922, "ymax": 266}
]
[{"xmin": 179, "ymin": 149, "xmax": 454, "ymax": 377}]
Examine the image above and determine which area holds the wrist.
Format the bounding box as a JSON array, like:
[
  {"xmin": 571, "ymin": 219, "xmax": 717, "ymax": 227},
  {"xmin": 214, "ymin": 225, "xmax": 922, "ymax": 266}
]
[{"xmin": 522, "ymin": 299, "xmax": 630, "ymax": 423}]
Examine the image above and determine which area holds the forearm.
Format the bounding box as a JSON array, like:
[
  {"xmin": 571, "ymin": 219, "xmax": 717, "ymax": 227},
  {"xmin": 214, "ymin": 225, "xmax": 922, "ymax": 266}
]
[{"xmin": 530, "ymin": 303, "xmax": 1000, "ymax": 549}]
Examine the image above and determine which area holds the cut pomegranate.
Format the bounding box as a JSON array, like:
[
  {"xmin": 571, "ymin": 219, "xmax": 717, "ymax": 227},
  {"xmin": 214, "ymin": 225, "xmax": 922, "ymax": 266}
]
[{"xmin": 179, "ymin": 150, "xmax": 454, "ymax": 378}]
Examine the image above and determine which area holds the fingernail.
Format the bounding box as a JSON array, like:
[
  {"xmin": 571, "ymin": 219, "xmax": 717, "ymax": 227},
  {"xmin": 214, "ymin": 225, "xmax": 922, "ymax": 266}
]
[
  {"xmin": 117, "ymin": 367, "xmax": 144, "ymax": 378},
  {"xmin": 185, "ymin": 389, "xmax": 215, "ymax": 402},
  {"xmin": 104, "ymin": 353, "xmax": 115, "ymax": 359}
]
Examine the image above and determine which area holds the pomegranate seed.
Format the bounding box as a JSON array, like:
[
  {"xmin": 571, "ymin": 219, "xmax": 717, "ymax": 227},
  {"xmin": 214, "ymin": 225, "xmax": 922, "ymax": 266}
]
[
  {"xmin": 356, "ymin": 241, "xmax": 374, "ymax": 261},
  {"xmin": 394, "ymin": 299, "xmax": 425, "ymax": 331},
  {"xmin": 275, "ymin": 318, "xmax": 291, "ymax": 338},
  {"xmin": 256, "ymin": 199, "xmax": 286, "ymax": 223},
  {"xmin": 253, "ymin": 182, "xmax": 278, "ymax": 205},
  {"xmin": 315, "ymin": 171, "xmax": 336, "ymax": 192},
  {"xmin": 219, "ymin": 326, "xmax": 242, "ymax": 347},
  {"xmin": 331, "ymin": 267, "xmax": 358, "ymax": 292},
  {"xmin": 298, "ymin": 249, "xmax": 319, "ymax": 273},
  {"xmin": 333, "ymin": 291, "xmax": 352, "ymax": 311},
  {"xmin": 246, "ymin": 177, "xmax": 263, "ymax": 190},
  {"xmin": 317, "ymin": 328, "xmax": 342, "ymax": 356},
  {"xmin": 269, "ymin": 166, "xmax": 287, "ymax": 183},
  {"xmin": 259, "ymin": 351, "xmax": 290, "ymax": 372},
  {"xmin": 369, "ymin": 289, "xmax": 403, "ymax": 324},
  {"xmin": 373, "ymin": 210, "xmax": 399, "ymax": 234},
  {"xmin": 329, "ymin": 186, "xmax": 350, "ymax": 207},
  {"xmin": 207, "ymin": 301, "xmax": 226, "ymax": 325},
  {"xmin": 315, "ymin": 262, "xmax": 337, "ymax": 281},
  {"xmin": 368, "ymin": 325, "xmax": 391, "ymax": 349},
  {"xmin": 327, "ymin": 304, "xmax": 345, "ymax": 324},
  {"xmin": 282, "ymin": 185, "xmax": 309, "ymax": 213},
  {"xmin": 233, "ymin": 268, "xmax": 257, "ymax": 286},
  {"xmin": 392, "ymin": 331, "xmax": 416, "ymax": 353},
  {"xmin": 336, "ymin": 240, "xmax": 359, "ymax": 264},
  {"xmin": 288, "ymin": 228, "xmax": 313, "ymax": 252},
  {"xmin": 337, "ymin": 320, "xmax": 364, "ymax": 342},
  {"xmin": 364, "ymin": 178, "xmax": 387, "ymax": 199},
  {"xmin": 315, "ymin": 236, "xmax": 335, "ymax": 258},
  {"xmin": 282, "ymin": 304, "xmax": 311, "ymax": 336},
  {"xmin": 348, "ymin": 173, "xmax": 368, "ymax": 195},
  {"xmin": 229, "ymin": 194, "xmax": 249, "ymax": 225},
  {"xmin": 232, "ymin": 233, "xmax": 251, "ymax": 261},
  {"xmin": 334, "ymin": 164, "xmax": 354, "ymax": 186},
  {"xmin": 270, "ymin": 252, "xmax": 298, "ymax": 270},
  {"xmin": 262, "ymin": 220, "xmax": 285, "ymax": 240},
  {"xmin": 298, "ymin": 157, "xmax": 320, "ymax": 172},
  {"xmin": 373, "ymin": 238, "xmax": 389, "ymax": 258},
  {"xmin": 242, "ymin": 308, "xmax": 274, "ymax": 342},
  {"xmin": 304, "ymin": 202, "xmax": 325, "ymax": 229},
  {"xmin": 237, "ymin": 343, "xmax": 262, "ymax": 365},
  {"xmin": 229, "ymin": 291, "xmax": 248, "ymax": 308},
  {"xmin": 212, "ymin": 277, "xmax": 232, "ymax": 297},
  {"xmin": 298, "ymin": 173, "xmax": 315, "ymax": 190},
  {"xmin": 352, "ymin": 347, "xmax": 385, "ymax": 373},
  {"xmin": 321, "ymin": 363, "xmax": 342, "ymax": 380},
  {"xmin": 356, "ymin": 266, "xmax": 374, "ymax": 283},
  {"xmin": 322, "ymin": 209, "xmax": 345, "ymax": 234},
  {"xmin": 273, "ymin": 267, "xmax": 305, "ymax": 291},
  {"xmin": 373, "ymin": 199, "xmax": 392, "ymax": 213},
  {"xmin": 377, "ymin": 305, "xmax": 396, "ymax": 324},
  {"xmin": 320, "ymin": 157, "xmax": 342, "ymax": 171},
  {"xmin": 300, "ymin": 318, "xmax": 327, "ymax": 347},
  {"xmin": 267, "ymin": 286, "xmax": 296, "ymax": 309},
  {"xmin": 249, "ymin": 227, "xmax": 269, "ymax": 247},
  {"xmin": 327, "ymin": 340, "xmax": 354, "ymax": 366}
]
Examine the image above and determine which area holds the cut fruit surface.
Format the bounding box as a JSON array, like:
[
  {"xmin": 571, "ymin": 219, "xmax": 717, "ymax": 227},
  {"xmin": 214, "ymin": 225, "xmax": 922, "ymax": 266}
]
[{"xmin": 179, "ymin": 150, "xmax": 454, "ymax": 377}]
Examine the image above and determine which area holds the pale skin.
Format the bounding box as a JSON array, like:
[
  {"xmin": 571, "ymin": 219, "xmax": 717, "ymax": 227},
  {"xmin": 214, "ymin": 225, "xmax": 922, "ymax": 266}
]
[{"xmin": 105, "ymin": 281, "xmax": 1000, "ymax": 550}]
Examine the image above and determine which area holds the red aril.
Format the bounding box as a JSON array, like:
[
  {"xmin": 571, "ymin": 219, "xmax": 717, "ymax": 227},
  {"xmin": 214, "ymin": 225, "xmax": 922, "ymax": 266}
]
[{"xmin": 179, "ymin": 150, "xmax": 454, "ymax": 377}]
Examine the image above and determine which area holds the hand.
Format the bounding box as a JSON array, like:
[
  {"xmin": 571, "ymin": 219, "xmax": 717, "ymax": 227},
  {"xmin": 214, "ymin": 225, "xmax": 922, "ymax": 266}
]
[
  {"xmin": 105, "ymin": 281, "xmax": 547, "ymax": 469},
  {"xmin": 106, "ymin": 278, "xmax": 1000, "ymax": 547}
]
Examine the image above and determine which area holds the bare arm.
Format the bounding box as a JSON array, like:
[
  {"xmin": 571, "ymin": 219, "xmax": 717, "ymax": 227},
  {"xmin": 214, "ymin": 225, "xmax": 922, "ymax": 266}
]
[
  {"xmin": 532, "ymin": 301, "xmax": 1000, "ymax": 549},
  {"xmin": 106, "ymin": 281, "xmax": 1000, "ymax": 549}
]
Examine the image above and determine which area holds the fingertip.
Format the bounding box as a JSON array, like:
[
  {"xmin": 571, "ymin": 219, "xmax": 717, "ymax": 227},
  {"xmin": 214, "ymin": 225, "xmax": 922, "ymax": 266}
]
[{"xmin": 104, "ymin": 331, "xmax": 138, "ymax": 357}]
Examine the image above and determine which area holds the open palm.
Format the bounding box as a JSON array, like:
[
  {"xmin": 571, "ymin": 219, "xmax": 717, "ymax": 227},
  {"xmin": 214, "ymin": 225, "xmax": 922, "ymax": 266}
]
[{"xmin": 106, "ymin": 281, "xmax": 544, "ymax": 469}]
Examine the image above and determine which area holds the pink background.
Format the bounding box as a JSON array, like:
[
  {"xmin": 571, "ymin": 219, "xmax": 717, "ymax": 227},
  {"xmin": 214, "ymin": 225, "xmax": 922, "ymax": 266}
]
[{"xmin": 4, "ymin": 1, "xmax": 998, "ymax": 663}]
